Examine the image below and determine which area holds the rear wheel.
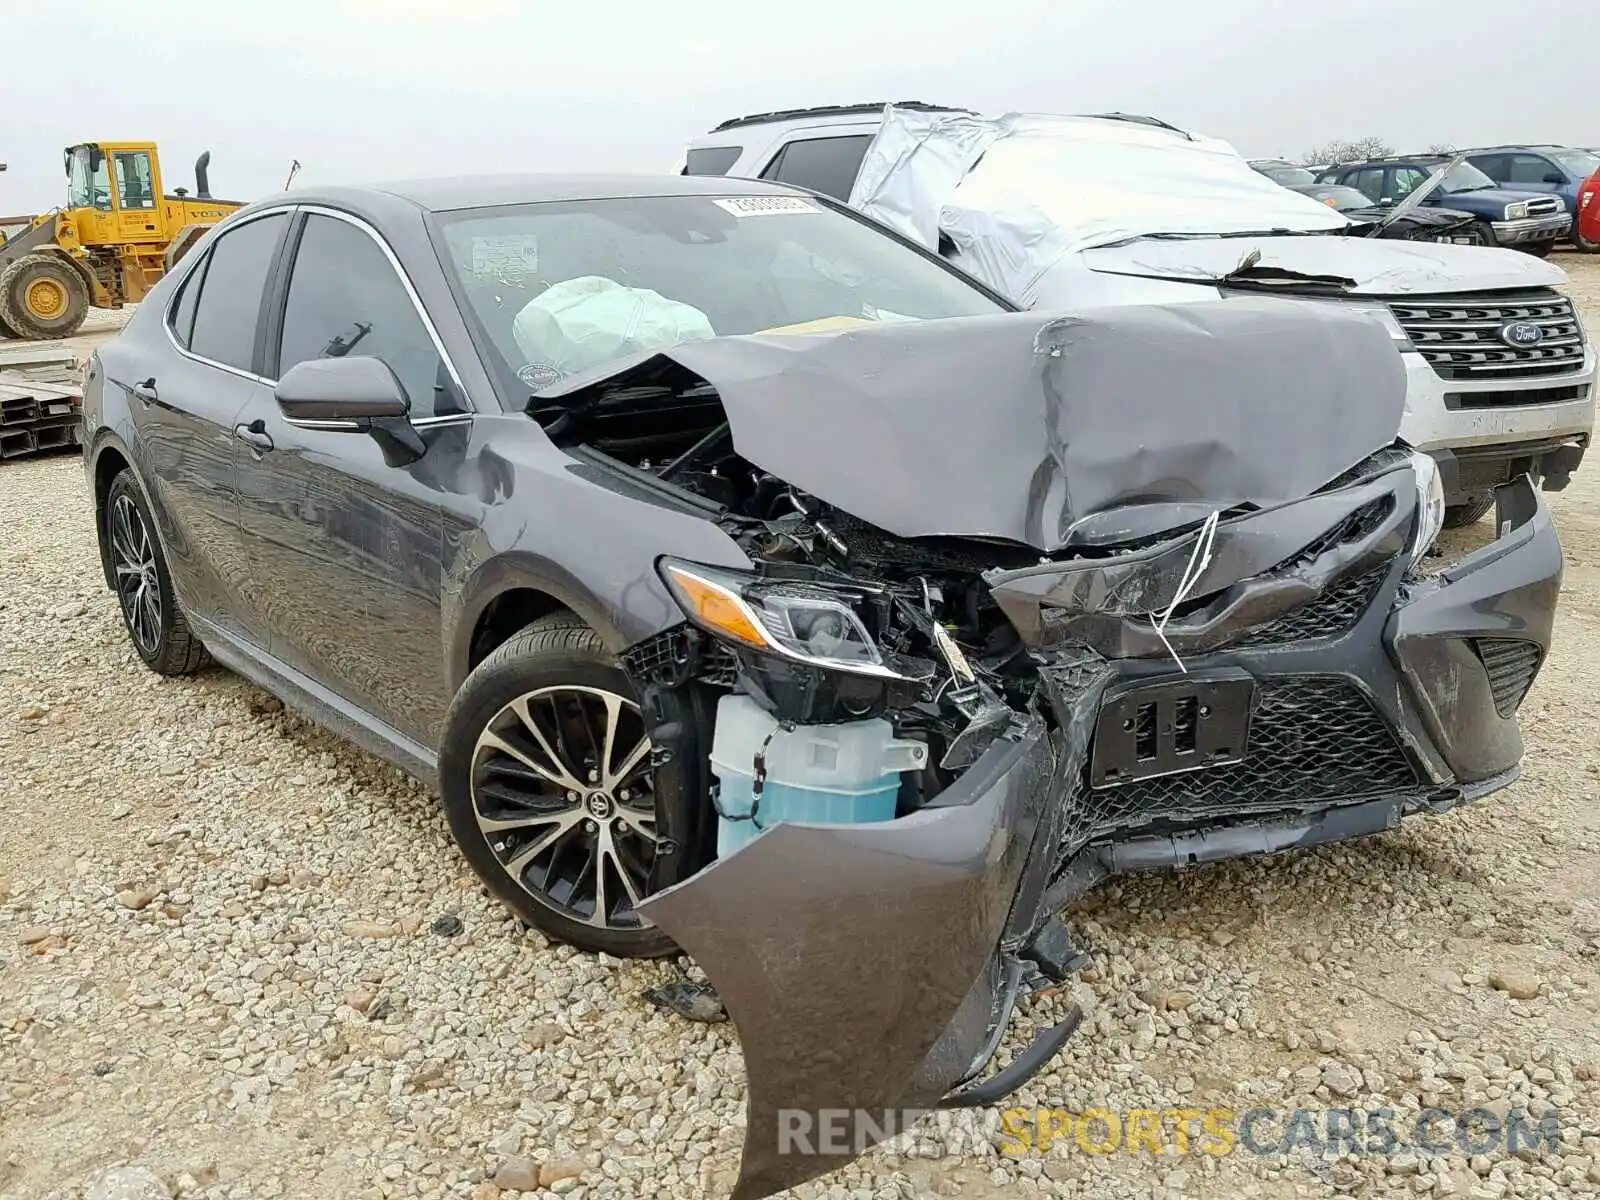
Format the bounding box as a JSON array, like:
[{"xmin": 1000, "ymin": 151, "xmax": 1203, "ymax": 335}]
[
  {"xmin": 1443, "ymin": 495, "xmax": 1495, "ymax": 528},
  {"xmin": 0, "ymin": 253, "xmax": 89, "ymax": 340},
  {"xmin": 439, "ymin": 615, "xmax": 679, "ymax": 958},
  {"xmin": 104, "ymin": 471, "xmax": 209, "ymax": 675},
  {"xmin": 1575, "ymin": 226, "xmax": 1600, "ymax": 254}
]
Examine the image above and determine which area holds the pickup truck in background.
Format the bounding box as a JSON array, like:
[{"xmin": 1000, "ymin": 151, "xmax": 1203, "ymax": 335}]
[
  {"xmin": 1314, "ymin": 155, "xmax": 1571, "ymax": 256},
  {"xmin": 681, "ymin": 104, "xmax": 1595, "ymax": 526}
]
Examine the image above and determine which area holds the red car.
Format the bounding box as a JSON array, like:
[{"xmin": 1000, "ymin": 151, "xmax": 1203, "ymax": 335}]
[{"xmin": 1581, "ymin": 166, "xmax": 1600, "ymax": 251}]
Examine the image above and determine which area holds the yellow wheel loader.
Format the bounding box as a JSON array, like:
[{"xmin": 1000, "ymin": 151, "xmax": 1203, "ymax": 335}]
[{"xmin": 0, "ymin": 143, "xmax": 242, "ymax": 340}]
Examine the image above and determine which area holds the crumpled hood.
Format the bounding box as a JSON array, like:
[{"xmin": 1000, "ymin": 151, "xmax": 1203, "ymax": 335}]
[
  {"xmin": 540, "ymin": 298, "xmax": 1408, "ymax": 552},
  {"xmin": 1081, "ymin": 233, "xmax": 1568, "ymax": 296}
]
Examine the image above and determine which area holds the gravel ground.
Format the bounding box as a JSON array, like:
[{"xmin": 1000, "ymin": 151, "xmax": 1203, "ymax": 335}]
[{"xmin": 5, "ymin": 262, "xmax": 1600, "ymax": 1200}]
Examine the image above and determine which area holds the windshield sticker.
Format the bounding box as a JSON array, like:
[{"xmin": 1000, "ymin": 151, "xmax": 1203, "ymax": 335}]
[
  {"xmin": 471, "ymin": 235, "xmax": 540, "ymax": 277},
  {"xmin": 712, "ymin": 196, "xmax": 822, "ymax": 218}
]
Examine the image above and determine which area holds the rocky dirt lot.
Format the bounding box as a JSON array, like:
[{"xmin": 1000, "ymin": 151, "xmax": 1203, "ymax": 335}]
[{"xmin": 5, "ymin": 261, "xmax": 1600, "ymax": 1200}]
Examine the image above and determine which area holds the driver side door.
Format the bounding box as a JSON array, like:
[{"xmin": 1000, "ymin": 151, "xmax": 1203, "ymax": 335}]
[{"xmin": 233, "ymin": 208, "xmax": 474, "ymax": 751}]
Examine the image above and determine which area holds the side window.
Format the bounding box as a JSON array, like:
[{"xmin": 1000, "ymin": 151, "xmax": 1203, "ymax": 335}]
[
  {"xmin": 1389, "ymin": 167, "xmax": 1431, "ymax": 199},
  {"xmin": 277, "ymin": 213, "xmax": 458, "ymax": 419},
  {"xmin": 167, "ymin": 251, "xmax": 209, "ymax": 348},
  {"xmin": 684, "ymin": 146, "xmax": 742, "ymax": 176},
  {"xmin": 114, "ymin": 152, "xmax": 157, "ymax": 210},
  {"xmin": 1505, "ymin": 154, "xmax": 1556, "ymax": 185},
  {"xmin": 1346, "ymin": 168, "xmax": 1385, "ymax": 202},
  {"xmin": 188, "ymin": 212, "xmax": 287, "ymax": 373},
  {"xmin": 760, "ymin": 135, "xmax": 873, "ymax": 201},
  {"xmin": 1470, "ymin": 154, "xmax": 1508, "ymax": 182}
]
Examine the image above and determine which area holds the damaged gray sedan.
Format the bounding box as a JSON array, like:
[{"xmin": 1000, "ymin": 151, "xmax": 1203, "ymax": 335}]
[{"xmin": 82, "ymin": 175, "xmax": 1562, "ymax": 1200}]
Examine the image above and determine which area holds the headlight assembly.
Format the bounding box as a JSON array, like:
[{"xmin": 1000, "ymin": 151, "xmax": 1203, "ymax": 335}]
[
  {"xmin": 1504, "ymin": 202, "xmax": 1529, "ymax": 221},
  {"xmin": 1407, "ymin": 451, "xmax": 1446, "ymax": 561},
  {"xmin": 658, "ymin": 559, "xmax": 905, "ymax": 679}
]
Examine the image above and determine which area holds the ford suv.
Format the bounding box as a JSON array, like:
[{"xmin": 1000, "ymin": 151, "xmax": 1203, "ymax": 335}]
[{"xmin": 682, "ymin": 105, "xmax": 1595, "ymax": 526}]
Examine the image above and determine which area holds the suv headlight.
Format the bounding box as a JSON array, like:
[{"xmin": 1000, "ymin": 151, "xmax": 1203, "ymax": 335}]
[
  {"xmin": 1504, "ymin": 201, "xmax": 1530, "ymax": 220},
  {"xmin": 658, "ymin": 559, "xmax": 903, "ymax": 679},
  {"xmin": 1408, "ymin": 451, "xmax": 1446, "ymax": 561}
]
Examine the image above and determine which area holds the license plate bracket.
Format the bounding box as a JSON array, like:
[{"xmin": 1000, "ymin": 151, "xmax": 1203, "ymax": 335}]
[{"xmin": 1090, "ymin": 671, "xmax": 1254, "ymax": 789}]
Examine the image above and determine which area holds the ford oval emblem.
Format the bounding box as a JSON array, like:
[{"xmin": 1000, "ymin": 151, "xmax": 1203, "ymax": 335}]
[{"xmin": 1499, "ymin": 321, "xmax": 1545, "ymax": 348}]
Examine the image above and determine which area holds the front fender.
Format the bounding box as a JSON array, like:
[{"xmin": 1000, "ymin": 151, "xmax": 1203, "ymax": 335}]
[{"xmin": 638, "ymin": 714, "xmax": 1056, "ymax": 1200}]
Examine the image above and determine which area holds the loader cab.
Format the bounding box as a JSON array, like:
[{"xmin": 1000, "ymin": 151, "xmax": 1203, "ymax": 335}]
[{"xmin": 64, "ymin": 142, "xmax": 166, "ymax": 245}]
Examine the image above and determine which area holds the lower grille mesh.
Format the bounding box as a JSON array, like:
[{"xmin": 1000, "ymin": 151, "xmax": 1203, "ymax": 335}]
[
  {"xmin": 1476, "ymin": 638, "xmax": 1543, "ymax": 717},
  {"xmin": 1075, "ymin": 678, "xmax": 1418, "ymax": 837}
]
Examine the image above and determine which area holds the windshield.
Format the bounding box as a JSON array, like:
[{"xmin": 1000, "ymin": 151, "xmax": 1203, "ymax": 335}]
[
  {"xmin": 66, "ymin": 147, "xmax": 111, "ymax": 211},
  {"xmin": 1433, "ymin": 162, "xmax": 1498, "ymax": 193},
  {"xmin": 435, "ymin": 194, "xmax": 1005, "ymax": 394},
  {"xmin": 1259, "ymin": 164, "xmax": 1316, "ymax": 186},
  {"xmin": 1548, "ymin": 148, "xmax": 1600, "ymax": 178}
]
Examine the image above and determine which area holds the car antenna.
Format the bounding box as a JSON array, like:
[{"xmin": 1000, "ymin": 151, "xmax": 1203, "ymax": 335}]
[{"xmin": 283, "ymin": 159, "xmax": 302, "ymax": 191}]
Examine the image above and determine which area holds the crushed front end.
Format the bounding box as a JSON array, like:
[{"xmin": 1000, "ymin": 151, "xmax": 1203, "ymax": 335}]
[{"xmin": 539, "ymin": 303, "xmax": 1562, "ymax": 1199}]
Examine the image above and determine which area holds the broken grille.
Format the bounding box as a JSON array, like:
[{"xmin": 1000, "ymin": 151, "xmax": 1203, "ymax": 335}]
[
  {"xmin": 1067, "ymin": 677, "xmax": 1419, "ymax": 841},
  {"xmin": 1475, "ymin": 638, "xmax": 1543, "ymax": 717},
  {"xmin": 1229, "ymin": 561, "xmax": 1392, "ymax": 648},
  {"xmin": 1389, "ymin": 290, "xmax": 1586, "ymax": 381}
]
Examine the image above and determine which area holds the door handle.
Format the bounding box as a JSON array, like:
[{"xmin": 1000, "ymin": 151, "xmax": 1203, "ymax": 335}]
[
  {"xmin": 130, "ymin": 378, "xmax": 158, "ymax": 405},
  {"xmin": 234, "ymin": 420, "xmax": 274, "ymax": 453}
]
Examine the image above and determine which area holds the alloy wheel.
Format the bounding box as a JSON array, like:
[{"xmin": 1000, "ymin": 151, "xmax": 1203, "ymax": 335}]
[
  {"xmin": 110, "ymin": 493, "xmax": 162, "ymax": 657},
  {"xmin": 470, "ymin": 685, "xmax": 659, "ymax": 929}
]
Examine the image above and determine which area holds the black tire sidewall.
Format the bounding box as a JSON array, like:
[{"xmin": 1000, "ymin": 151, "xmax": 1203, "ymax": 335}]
[
  {"xmin": 439, "ymin": 640, "xmax": 678, "ymax": 958},
  {"xmin": 105, "ymin": 471, "xmax": 188, "ymax": 672},
  {"xmin": 1444, "ymin": 496, "xmax": 1495, "ymax": 528}
]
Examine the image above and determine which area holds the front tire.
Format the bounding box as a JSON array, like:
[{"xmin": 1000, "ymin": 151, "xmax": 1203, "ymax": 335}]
[
  {"xmin": 439, "ymin": 615, "xmax": 678, "ymax": 958},
  {"xmin": 1473, "ymin": 220, "xmax": 1498, "ymax": 249},
  {"xmin": 104, "ymin": 471, "xmax": 209, "ymax": 675},
  {"xmin": 1520, "ymin": 241, "xmax": 1553, "ymax": 258},
  {"xmin": 0, "ymin": 253, "xmax": 89, "ymax": 340}
]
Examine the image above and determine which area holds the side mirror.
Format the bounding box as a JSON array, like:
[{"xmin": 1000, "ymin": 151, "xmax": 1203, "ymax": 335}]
[
  {"xmin": 1543, "ymin": 171, "xmax": 1565, "ymax": 185},
  {"xmin": 275, "ymin": 356, "xmax": 425, "ymax": 466}
]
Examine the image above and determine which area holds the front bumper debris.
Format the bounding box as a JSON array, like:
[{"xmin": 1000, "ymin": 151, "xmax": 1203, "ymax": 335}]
[{"xmin": 634, "ymin": 472, "xmax": 1561, "ymax": 1200}]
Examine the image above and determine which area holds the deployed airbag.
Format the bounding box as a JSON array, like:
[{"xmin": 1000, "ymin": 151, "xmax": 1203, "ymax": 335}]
[{"xmin": 512, "ymin": 275, "xmax": 715, "ymax": 381}]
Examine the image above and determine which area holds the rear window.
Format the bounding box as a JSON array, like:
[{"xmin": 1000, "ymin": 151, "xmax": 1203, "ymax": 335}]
[{"xmin": 684, "ymin": 146, "xmax": 742, "ymax": 176}]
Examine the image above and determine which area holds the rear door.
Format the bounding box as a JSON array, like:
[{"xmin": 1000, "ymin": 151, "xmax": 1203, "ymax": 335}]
[
  {"xmin": 233, "ymin": 207, "xmax": 471, "ymax": 749},
  {"xmin": 125, "ymin": 208, "xmax": 289, "ymax": 640}
]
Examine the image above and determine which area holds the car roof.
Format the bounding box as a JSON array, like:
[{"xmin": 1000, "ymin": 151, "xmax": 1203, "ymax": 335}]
[{"xmin": 287, "ymin": 173, "xmax": 813, "ymax": 214}]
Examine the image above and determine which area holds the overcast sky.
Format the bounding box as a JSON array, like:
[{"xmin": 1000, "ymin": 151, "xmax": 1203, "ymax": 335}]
[{"xmin": 2, "ymin": 0, "xmax": 1590, "ymax": 212}]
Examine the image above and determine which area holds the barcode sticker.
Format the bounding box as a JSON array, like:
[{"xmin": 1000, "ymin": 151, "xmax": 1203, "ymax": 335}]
[
  {"xmin": 712, "ymin": 196, "xmax": 821, "ymax": 218},
  {"xmin": 470, "ymin": 235, "xmax": 539, "ymax": 276}
]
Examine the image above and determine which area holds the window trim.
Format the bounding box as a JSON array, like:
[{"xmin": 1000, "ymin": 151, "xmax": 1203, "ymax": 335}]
[
  {"xmin": 163, "ymin": 207, "xmax": 290, "ymax": 385},
  {"xmin": 271, "ymin": 204, "xmax": 473, "ymax": 429},
  {"xmin": 164, "ymin": 203, "xmax": 473, "ymax": 430}
]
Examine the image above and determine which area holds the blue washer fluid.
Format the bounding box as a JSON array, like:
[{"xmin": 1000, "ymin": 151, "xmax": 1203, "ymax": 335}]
[{"xmin": 709, "ymin": 694, "xmax": 930, "ymax": 857}]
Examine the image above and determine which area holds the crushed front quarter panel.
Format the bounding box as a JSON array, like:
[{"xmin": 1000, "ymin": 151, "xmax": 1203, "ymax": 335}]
[{"xmin": 637, "ymin": 714, "xmax": 1055, "ymax": 1200}]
